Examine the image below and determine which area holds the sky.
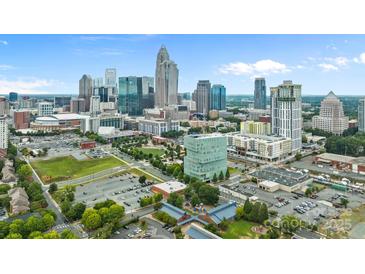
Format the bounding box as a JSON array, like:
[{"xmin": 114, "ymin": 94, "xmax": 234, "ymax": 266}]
[{"xmin": 1, "ymin": 34, "xmax": 365, "ymax": 96}]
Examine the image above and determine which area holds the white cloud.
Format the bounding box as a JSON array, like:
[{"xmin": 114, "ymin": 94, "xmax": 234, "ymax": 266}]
[
  {"xmin": 0, "ymin": 77, "xmax": 63, "ymax": 94},
  {"xmin": 353, "ymin": 53, "xmax": 365, "ymax": 64},
  {"xmin": 0, "ymin": 40, "xmax": 8, "ymax": 45},
  {"xmin": 219, "ymin": 59, "xmax": 290, "ymax": 76},
  {"xmin": 324, "ymin": 56, "xmax": 349, "ymax": 66},
  {"xmin": 318, "ymin": 63, "xmax": 339, "ymax": 72},
  {"xmin": 326, "ymin": 44, "xmax": 337, "ymax": 51},
  {"xmin": 0, "ymin": 64, "xmax": 14, "ymax": 70}
]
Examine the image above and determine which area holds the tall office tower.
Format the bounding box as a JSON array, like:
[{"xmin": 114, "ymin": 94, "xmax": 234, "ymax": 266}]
[
  {"xmin": 254, "ymin": 77, "xmax": 266, "ymax": 109},
  {"xmin": 210, "ymin": 84, "xmax": 226, "ymax": 110},
  {"xmin": 54, "ymin": 96, "xmax": 71, "ymax": 108},
  {"xmin": 358, "ymin": 99, "xmax": 365, "ymax": 132},
  {"xmin": 13, "ymin": 110, "xmax": 30, "ymax": 129},
  {"xmin": 9, "ymin": 92, "xmax": 18, "ymax": 102},
  {"xmin": 0, "ymin": 116, "xmax": 8, "ymax": 153},
  {"xmin": 38, "ymin": 102, "xmax": 53, "ymax": 116},
  {"xmin": 193, "ymin": 80, "xmax": 211, "ymax": 115},
  {"xmin": 0, "ymin": 97, "xmax": 9, "ymax": 115},
  {"xmin": 94, "ymin": 87, "xmax": 109, "ymax": 102},
  {"xmin": 90, "ymin": 96, "xmax": 101, "ymax": 116},
  {"xmin": 105, "ymin": 68, "xmax": 117, "ymax": 87},
  {"xmin": 70, "ymin": 98, "xmax": 86, "ymax": 113},
  {"xmin": 118, "ymin": 76, "xmax": 143, "ymax": 116},
  {"xmin": 79, "ymin": 74, "xmax": 93, "ymax": 111},
  {"xmin": 312, "ymin": 91, "xmax": 349, "ymax": 135},
  {"xmin": 141, "ymin": 76, "xmax": 155, "ymax": 109},
  {"xmin": 93, "ymin": 77, "xmax": 104, "ymax": 88},
  {"xmin": 155, "ymin": 45, "xmax": 178, "ymax": 108},
  {"xmin": 271, "ymin": 80, "xmax": 302, "ymax": 152},
  {"xmin": 184, "ymin": 134, "xmax": 227, "ymax": 182}
]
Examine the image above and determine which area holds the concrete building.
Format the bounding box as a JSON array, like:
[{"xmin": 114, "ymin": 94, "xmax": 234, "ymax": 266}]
[
  {"xmin": 240, "ymin": 121, "xmax": 271, "ymax": 135},
  {"xmin": 314, "ymin": 153, "xmax": 365, "ymax": 175},
  {"xmin": 254, "ymin": 77, "xmax": 266, "ymax": 109},
  {"xmin": 80, "ymin": 116, "xmax": 100, "ymax": 133},
  {"xmin": 155, "ymin": 45, "xmax": 178, "ymax": 108},
  {"xmin": 271, "ymin": 80, "xmax": 302, "ymax": 152},
  {"xmin": 164, "ymin": 105, "xmax": 189, "ymax": 120},
  {"xmin": 70, "ymin": 98, "xmax": 86, "ymax": 113},
  {"xmin": 37, "ymin": 102, "xmax": 53, "ymax": 117},
  {"xmin": 99, "ymin": 113, "xmax": 124, "ymax": 129},
  {"xmin": 79, "ymin": 74, "xmax": 93, "ymax": 111},
  {"xmin": 0, "ymin": 97, "xmax": 9, "ymax": 116},
  {"xmin": 0, "ymin": 116, "xmax": 8, "ymax": 156},
  {"xmin": 358, "ymin": 98, "xmax": 365, "ymax": 132},
  {"xmin": 181, "ymin": 99, "xmax": 196, "ymax": 112},
  {"xmin": 228, "ymin": 133, "xmax": 292, "ymax": 162},
  {"xmin": 90, "ymin": 95, "xmax": 101, "ymax": 116},
  {"xmin": 312, "ymin": 91, "xmax": 349, "ymax": 135},
  {"xmin": 247, "ymin": 108, "xmax": 270, "ymax": 121},
  {"xmin": 184, "ymin": 134, "xmax": 227, "ymax": 182},
  {"xmin": 54, "ymin": 96, "xmax": 71, "ymax": 108},
  {"xmin": 19, "ymin": 96, "xmax": 37, "ymax": 109},
  {"xmin": 193, "ymin": 80, "xmax": 211, "ymax": 115},
  {"xmin": 151, "ymin": 181, "xmax": 187, "ymax": 198},
  {"xmin": 210, "ymin": 84, "xmax": 226, "ymax": 111},
  {"xmin": 138, "ymin": 118, "xmax": 179, "ymax": 136},
  {"xmin": 13, "ymin": 110, "xmax": 30, "ymax": 129},
  {"xmin": 105, "ymin": 68, "xmax": 117, "ymax": 87}
]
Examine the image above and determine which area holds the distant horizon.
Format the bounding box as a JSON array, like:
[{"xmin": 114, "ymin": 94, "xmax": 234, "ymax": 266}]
[{"xmin": 2, "ymin": 34, "xmax": 365, "ymax": 96}]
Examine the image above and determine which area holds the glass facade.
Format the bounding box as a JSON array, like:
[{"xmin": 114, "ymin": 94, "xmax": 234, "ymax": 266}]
[
  {"xmin": 254, "ymin": 78, "xmax": 266, "ymax": 109},
  {"xmin": 210, "ymin": 84, "xmax": 226, "ymax": 110},
  {"xmin": 118, "ymin": 77, "xmax": 143, "ymax": 116}
]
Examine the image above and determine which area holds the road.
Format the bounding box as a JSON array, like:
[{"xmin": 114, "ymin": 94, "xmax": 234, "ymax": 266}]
[{"xmin": 121, "ymin": 205, "xmax": 155, "ymax": 225}]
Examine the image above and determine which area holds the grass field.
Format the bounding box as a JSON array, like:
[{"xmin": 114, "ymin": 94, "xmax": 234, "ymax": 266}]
[
  {"xmin": 228, "ymin": 167, "xmax": 239, "ymax": 174},
  {"xmin": 32, "ymin": 155, "xmax": 126, "ymax": 183},
  {"xmin": 130, "ymin": 167, "xmax": 164, "ymax": 182},
  {"xmin": 221, "ymin": 220, "xmax": 259, "ymax": 239},
  {"xmin": 136, "ymin": 147, "xmax": 165, "ymax": 157}
]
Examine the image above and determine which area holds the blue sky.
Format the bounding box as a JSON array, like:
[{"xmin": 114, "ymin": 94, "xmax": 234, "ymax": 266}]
[{"xmin": 1, "ymin": 34, "xmax": 365, "ymax": 95}]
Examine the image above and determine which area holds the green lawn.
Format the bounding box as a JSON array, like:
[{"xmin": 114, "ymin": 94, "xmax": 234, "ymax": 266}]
[
  {"xmin": 136, "ymin": 147, "xmax": 165, "ymax": 157},
  {"xmin": 228, "ymin": 167, "xmax": 239, "ymax": 174},
  {"xmin": 221, "ymin": 220, "xmax": 259, "ymax": 239},
  {"xmin": 32, "ymin": 156, "xmax": 125, "ymax": 183}
]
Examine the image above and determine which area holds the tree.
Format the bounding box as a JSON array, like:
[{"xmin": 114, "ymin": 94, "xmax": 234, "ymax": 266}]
[
  {"xmin": 305, "ymin": 188, "xmax": 312, "ymax": 197},
  {"xmin": 295, "ymin": 152, "xmax": 302, "ymax": 161},
  {"xmin": 243, "ymin": 199, "xmax": 252, "ymax": 215},
  {"xmin": 83, "ymin": 212, "xmax": 102, "ymax": 230},
  {"xmin": 191, "ymin": 194, "xmax": 201, "ymax": 207},
  {"xmin": 72, "ymin": 203, "xmax": 86, "ymax": 220},
  {"xmin": 236, "ymin": 206, "xmax": 245, "ymax": 219},
  {"xmin": 225, "ymin": 169, "xmax": 230, "ymax": 179},
  {"xmin": 25, "ymin": 216, "xmax": 46, "ymax": 234},
  {"xmin": 108, "ymin": 204, "xmax": 125, "ymax": 222},
  {"xmin": 281, "ymin": 215, "xmax": 303, "ymax": 234},
  {"xmin": 5, "ymin": 233, "xmax": 23, "ymax": 239},
  {"xmin": 28, "ymin": 231, "xmax": 43, "ymax": 239},
  {"xmin": 248, "ymin": 202, "xmax": 261, "ymax": 223},
  {"xmin": 61, "ymin": 229, "xmax": 78, "ymax": 239},
  {"xmin": 167, "ymin": 193, "xmax": 184, "ymax": 208},
  {"xmin": 218, "ymin": 171, "xmax": 224, "ymax": 181},
  {"xmin": 258, "ymin": 203, "xmax": 269, "ymax": 224},
  {"xmin": 139, "ymin": 175, "xmax": 146, "ymax": 184},
  {"xmin": 0, "ymin": 221, "xmax": 9, "ymax": 239},
  {"xmin": 49, "ymin": 183, "xmax": 58, "ymax": 194},
  {"xmin": 43, "ymin": 230, "xmax": 60, "ymax": 239},
  {"xmin": 198, "ymin": 185, "xmax": 219, "ymax": 205},
  {"xmin": 340, "ymin": 198, "xmax": 349, "ymax": 208},
  {"xmin": 17, "ymin": 164, "xmax": 32, "ymax": 181},
  {"xmin": 42, "ymin": 214, "xmax": 55, "ymax": 230},
  {"xmin": 212, "ymin": 173, "xmax": 218, "ymax": 183},
  {"xmin": 153, "ymin": 193, "xmax": 163, "ymax": 203}
]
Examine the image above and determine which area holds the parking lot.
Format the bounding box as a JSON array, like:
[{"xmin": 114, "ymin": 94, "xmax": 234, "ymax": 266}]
[
  {"xmin": 0, "ymin": 207, "xmax": 8, "ymax": 221},
  {"xmin": 74, "ymin": 171, "xmax": 155, "ymax": 212}
]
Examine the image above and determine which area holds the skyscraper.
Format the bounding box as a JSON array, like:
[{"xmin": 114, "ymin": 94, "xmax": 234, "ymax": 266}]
[
  {"xmin": 155, "ymin": 46, "xmax": 178, "ymax": 108},
  {"xmin": 358, "ymin": 99, "xmax": 365, "ymax": 132},
  {"xmin": 0, "ymin": 116, "xmax": 8, "ymax": 153},
  {"xmin": 105, "ymin": 68, "xmax": 117, "ymax": 87},
  {"xmin": 93, "ymin": 77, "xmax": 104, "ymax": 88},
  {"xmin": 210, "ymin": 84, "xmax": 226, "ymax": 110},
  {"xmin": 38, "ymin": 102, "xmax": 53, "ymax": 116},
  {"xmin": 70, "ymin": 98, "xmax": 86, "ymax": 113},
  {"xmin": 254, "ymin": 77, "xmax": 266, "ymax": 109},
  {"xmin": 54, "ymin": 96, "xmax": 71, "ymax": 108},
  {"xmin": 118, "ymin": 76, "xmax": 143, "ymax": 116},
  {"xmin": 79, "ymin": 74, "xmax": 93, "ymax": 111},
  {"xmin": 90, "ymin": 96, "xmax": 101, "ymax": 116},
  {"xmin": 0, "ymin": 97, "xmax": 9, "ymax": 116},
  {"xmin": 9, "ymin": 92, "xmax": 18, "ymax": 102},
  {"xmin": 193, "ymin": 80, "xmax": 211, "ymax": 115},
  {"xmin": 141, "ymin": 76, "xmax": 155, "ymax": 109},
  {"xmin": 271, "ymin": 80, "xmax": 302, "ymax": 152},
  {"xmin": 312, "ymin": 91, "xmax": 349, "ymax": 135}
]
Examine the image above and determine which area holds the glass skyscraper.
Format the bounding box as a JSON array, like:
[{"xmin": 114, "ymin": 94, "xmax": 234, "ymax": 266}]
[
  {"xmin": 358, "ymin": 99, "xmax": 365, "ymax": 132},
  {"xmin": 254, "ymin": 77, "xmax": 266, "ymax": 109},
  {"xmin": 210, "ymin": 84, "xmax": 226, "ymax": 110},
  {"xmin": 118, "ymin": 76, "xmax": 143, "ymax": 116}
]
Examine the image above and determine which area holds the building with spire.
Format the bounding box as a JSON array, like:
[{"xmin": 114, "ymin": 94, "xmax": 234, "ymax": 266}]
[
  {"xmin": 312, "ymin": 91, "xmax": 349, "ymax": 135},
  {"xmin": 155, "ymin": 45, "xmax": 178, "ymax": 108}
]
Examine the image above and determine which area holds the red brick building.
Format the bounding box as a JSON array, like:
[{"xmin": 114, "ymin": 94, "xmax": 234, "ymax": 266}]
[
  {"xmin": 13, "ymin": 110, "xmax": 30, "ymax": 129},
  {"xmin": 80, "ymin": 140, "xmax": 96, "ymax": 149}
]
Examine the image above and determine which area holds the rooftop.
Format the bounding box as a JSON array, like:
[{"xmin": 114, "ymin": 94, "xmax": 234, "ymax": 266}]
[
  {"xmin": 153, "ymin": 181, "xmax": 187, "ymax": 194},
  {"xmin": 207, "ymin": 201, "xmax": 237, "ymax": 224},
  {"xmin": 186, "ymin": 223, "xmax": 221, "ymax": 239},
  {"xmin": 160, "ymin": 202, "xmax": 188, "ymax": 220},
  {"xmin": 251, "ymin": 166, "xmax": 309, "ymax": 187},
  {"xmin": 316, "ymin": 153, "xmax": 355, "ymax": 163},
  {"xmin": 51, "ymin": 113, "xmax": 89, "ymax": 120}
]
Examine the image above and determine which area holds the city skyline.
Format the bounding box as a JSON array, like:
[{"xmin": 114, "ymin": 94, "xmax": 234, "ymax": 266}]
[{"xmin": 1, "ymin": 35, "xmax": 365, "ymax": 96}]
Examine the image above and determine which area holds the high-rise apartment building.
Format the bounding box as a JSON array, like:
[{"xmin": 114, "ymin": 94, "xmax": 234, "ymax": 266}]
[
  {"xmin": 90, "ymin": 96, "xmax": 101, "ymax": 116},
  {"xmin": 105, "ymin": 68, "xmax": 117, "ymax": 87},
  {"xmin": 155, "ymin": 46, "xmax": 178, "ymax": 107},
  {"xmin": 254, "ymin": 77, "xmax": 266, "ymax": 109},
  {"xmin": 0, "ymin": 97, "xmax": 9, "ymax": 116},
  {"xmin": 0, "ymin": 116, "xmax": 8, "ymax": 153},
  {"xmin": 184, "ymin": 134, "xmax": 227, "ymax": 182},
  {"xmin": 358, "ymin": 98, "xmax": 365, "ymax": 132},
  {"xmin": 312, "ymin": 91, "xmax": 349, "ymax": 135},
  {"xmin": 9, "ymin": 92, "xmax": 18, "ymax": 102},
  {"xmin": 210, "ymin": 84, "xmax": 226, "ymax": 110},
  {"xmin": 271, "ymin": 80, "xmax": 302, "ymax": 152},
  {"xmin": 79, "ymin": 74, "xmax": 93, "ymax": 111},
  {"xmin": 70, "ymin": 98, "xmax": 86, "ymax": 113},
  {"xmin": 13, "ymin": 110, "xmax": 30, "ymax": 129},
  {"xmin": 118, "ymin": 76, "xmax": 143, "ymax": 116},
  {"xmin": 240, "ymin": 121, "xmax": 271, "ymax": 135},
  {"xmin": 38, "ymin": 102, "xmax": 53, "ymax": 117},
  {"xmin": 193, "ymin": 80, "xmax": 211, "ymax": 115}
]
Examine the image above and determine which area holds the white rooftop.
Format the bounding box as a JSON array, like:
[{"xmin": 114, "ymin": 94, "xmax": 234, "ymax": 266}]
[{"xmin": 153, "ymin": 181, "xmax": 186, "ymax": 194}]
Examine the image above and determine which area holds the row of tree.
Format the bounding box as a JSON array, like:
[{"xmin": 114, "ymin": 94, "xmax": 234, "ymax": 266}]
[
  {"xmin": 325, "ymin": 132, "xmax": 365, "ymax": 156},
  {"xmin": 184, "ymin": 180, "xmax": 220, "ymax": 206},
  {"xmin": 235, "ymin": 199, "xmax": 269, "ymax": 224}
]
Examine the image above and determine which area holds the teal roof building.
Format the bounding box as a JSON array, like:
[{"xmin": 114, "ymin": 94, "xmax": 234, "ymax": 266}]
[{"xmin": 184, "ymin": 134, "xmax": 227, "ymax": 182}]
